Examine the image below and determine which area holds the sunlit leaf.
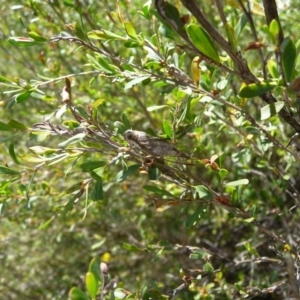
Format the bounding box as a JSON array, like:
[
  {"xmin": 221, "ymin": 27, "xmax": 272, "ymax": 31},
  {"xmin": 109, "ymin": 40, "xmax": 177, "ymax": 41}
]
[
  {"xmin": 124, "ymin": 75, "xmax": 151, "ymax": 90},
  {"xmin": 260, "ymin": 101, "xmax": 285, "ymax": 120},
  {"xmin": 267, "ymin": 60, "xmax": 279, "ymax": 78},
  {"xmin": 87, "ymin": 29, "xmax": 126, "ymax": 41},
  {"xmin": 186, "ymin": 24, "xmax": 220, "ymax": 63},
  {"xmin": 225, "ymin": 179, "xmax": 249, "ymax": 187},
  {"xmin": 194, "ymin": 185, "xmax": 212, "ymax": 199},
  {"xmin": 8, "ymin": 37, "xmax": 40, "ymax": 47},
  {"xmin": 147, "ymin": 105, "xmax": 166, "ymax": 112},
  {"xmin": 203, "ymin": 262, "xmax": 214, "ymax": 272},
  {"xmin": 58, "ymin": 133, "xmax": 86, "ymax": 148},
  {"xmin": 191, "ymin": 56, "xmax": 201, "ymax": 87},
  {"xmin": 28, "ymin": 31, "xmax": 48, "ymax": 42},
  {"xmin": 85, "ymin": 272, "xmax": 98, "ymax": 299},
  {"xmin": 124, "ymin": 21, "xmax": 138, "ymax": 39},
  {"xmin": 269, "ymin": 19, "xmax": 279, "ymax": 42},
  {"xmin": 225, "ymin": 22, "xmax": 237, "ymax": 51},
  {"xmin": 238, "ymin": 81, "xmax": 277, "ymax": 98},
  {"xmin": 114, "ymin": 288, "xmax": 131, "ymax": 299}
]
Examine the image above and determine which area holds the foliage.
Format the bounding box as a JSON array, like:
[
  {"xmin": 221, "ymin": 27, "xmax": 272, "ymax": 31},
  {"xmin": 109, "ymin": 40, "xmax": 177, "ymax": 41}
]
[{"xmin": 1, "ymin": 0, "xmax": 300, "ymax": 299}]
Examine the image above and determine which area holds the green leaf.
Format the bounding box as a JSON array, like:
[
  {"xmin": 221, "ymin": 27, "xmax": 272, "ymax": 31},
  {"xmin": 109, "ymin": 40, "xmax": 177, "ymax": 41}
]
[
  {"xmin": 0, "ymin": 121, "xmax": 13, "ymax": 131},
  {"xmin": 123, "ymin": 243, "xmax": 143, "ymax": 252},
  {"xmin": 92, "ymin": 178, "xmax": 103, "ymax": 201},
  {"xmin": 96, "ymin": 55, "xmax": 118, "ymax": 74},
  {"xmin": 87, "ymin": 54, "xmax": 117, "ymax": 74},
  {"xmin": 85, "ymin": 272, "xmax": 98, "ymax": 299},
  {"xmin": 260, "ymin": 101, "xmax": 285, "ymax": 120},
  {"xmin": 7, "ymin": 119, "xmax": 29, "ymax": 130},
  {"xmin": 0, "ymin": 75, "xmax": 14, "ymax": 83},
  {"xmin": 0, "ymin": 166, "xmax": 20, "ymax": 175},
  {"xmin": 39, "ymin": 216, "xmax": 56, "ymax": 230},
  {"xmin": 124, "ymin": 75, "xmax": 151, "ymax": 90},
  {"xmin": 58, "ymin": 133, "xmax": 86, "ymax": 148},
  {"xmin": 15, "ymin": 91, "xmax": 32, "ymax": 103},
  {"xmin": 225, "ymin": 179, "xmax": 249, "ymax": 187},
  {"xmin": 186, "ymin": 24, "xmax": 220, "ymax": 63},
  {"xmin": 115, "ymin": 164, "xmax": 140, "ymax": 182},
  {"xmin": 8, "ymin": 37, "xmax": 40, "ymax": 47},
  {"xmin": 267, "ymin": 60, "xmax": 279, "ymax": 78},
  {"xmin": 74, "ymin": 22, "xmax": 87, "ymax": 41},
  {"xmin": 269, "ymin": 19, "xmax": 279, "ymax": 41},
  {"xmin": 114, "ymin": 288, "xmax": 129, "ymax": 299},
  {"xmin": 87, "ymin": 29, "xmax": 126, "ymax": 41},
  {"xmin": 225, "ymin": 23, "xmax": 237, "ymax": 51},
  {"xmin": 29, "ymin": 146, "xmax": 58, "ymax": 155},
  {"xmin": 245, "ymin": 242, "xmax": 258, "ymax": 255},
  {"xmin": 162, "ymin": 120, "xmax": 172, "ymax": 138},
  {"xmin": 235, "ymin": 13, "xmax": 248, "ymax": 37},
  {"xmin": 281, "ymin": 37, "xmax": 296, "ymax": 82},
  {"xmin": 122, "ymin": 112, "xmax": 131, "ymax": 129},
  {"xmin": 203, "ymin": 262, "xmax": 214, "ymax": 272},
  {"xmin": 124, "ymin": 21, "xmax": 138, "ymax": 39},
  {"xmin": 88, "ymin": 257, "xmax": 101, "ymax": 283},
  {"xmin": 0, "ymin": 133, "xmax": 20, "ymax": 144},
  {"xmin": 244, "ymin": 217, "xmax": 255, "ymax": 223},
  {"xmin": 143, "ymin": 185, "xmax": 174, "ymax": 197},
  {"xmin": 147, "ymin": 105, "xmax": 166, "ymax": 112},
  {"xmin": 9, "ymin": 144, "xmax": 20, "ymax": 165},
  {"xmin": 123, "ymin": 40, "xmax": 141, "ymax": 48},
  {"xmin": 28, "ymin": 31, "xmax": 48, "ymax": 42},
  {"xmin": 185, "ymin": 207, "xmax": 206, "ymax": 228},
  {"xmin": 92, "ymin": 167, "xmax": 106, "ymax": 178},
  {"xmin": 194, "ymin": 185, "xmax": 212, "ymax": 199},
  {"xmin": 147, "ymin": 166, "xmax": 161, "ymax": 180},
  {"xmin": 238, "ymin": 81, "xmax": 277, "ymax": 98},
  {"xmin": 80, "ymin": 161, "xmax": 107, "ymax": 172},
  {"xmin": 219, "ymin": 169, "xmax": 229, "ymax": 179},
  {"xmin": 69, "ymin": 287, "xmax": 89, "ymax": 300}
]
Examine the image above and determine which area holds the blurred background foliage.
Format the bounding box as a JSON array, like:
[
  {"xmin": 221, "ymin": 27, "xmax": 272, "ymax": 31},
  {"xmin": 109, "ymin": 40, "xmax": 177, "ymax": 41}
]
[{"xmin": 1, "ymin": 0, "xmax": 300, "ymax": 299}]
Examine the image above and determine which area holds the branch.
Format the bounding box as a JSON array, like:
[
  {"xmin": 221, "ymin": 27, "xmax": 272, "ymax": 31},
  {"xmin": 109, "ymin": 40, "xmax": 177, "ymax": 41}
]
[{"xmin": 178, "ymin": 0, "xmax": 300, "ymax": 132}]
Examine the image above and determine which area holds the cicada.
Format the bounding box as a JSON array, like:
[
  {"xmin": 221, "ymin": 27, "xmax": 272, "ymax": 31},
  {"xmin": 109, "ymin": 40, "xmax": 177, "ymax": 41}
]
[{"xmin": 123, "ymin": 129, "xmax": 189, "ymax": 158}]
